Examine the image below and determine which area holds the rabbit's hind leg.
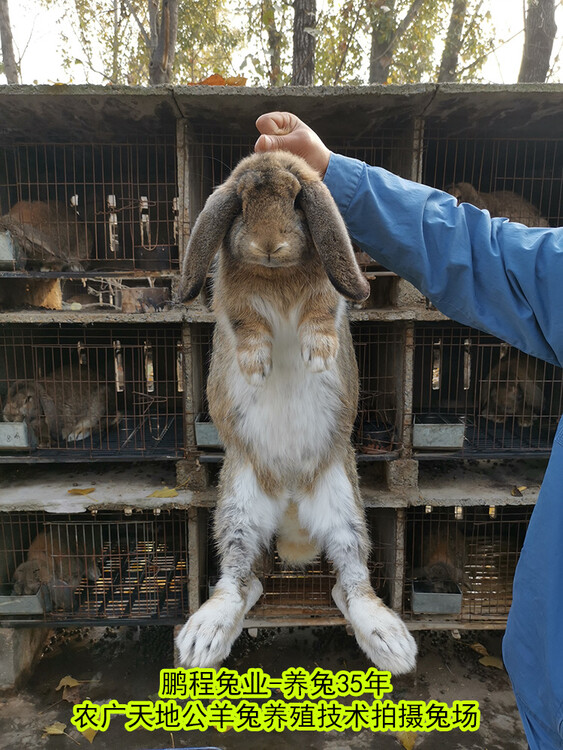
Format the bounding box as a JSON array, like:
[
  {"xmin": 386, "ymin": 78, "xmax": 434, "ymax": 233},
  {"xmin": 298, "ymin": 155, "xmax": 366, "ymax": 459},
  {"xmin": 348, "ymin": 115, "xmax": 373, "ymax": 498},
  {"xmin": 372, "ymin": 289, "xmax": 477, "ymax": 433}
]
[
  {"xmin": 175, "ymin": 461, "xmax": 287, "ymax": 668},
  {"xmin": 297, "ymin": 461, "xmax": 417, "ymax": 675}
]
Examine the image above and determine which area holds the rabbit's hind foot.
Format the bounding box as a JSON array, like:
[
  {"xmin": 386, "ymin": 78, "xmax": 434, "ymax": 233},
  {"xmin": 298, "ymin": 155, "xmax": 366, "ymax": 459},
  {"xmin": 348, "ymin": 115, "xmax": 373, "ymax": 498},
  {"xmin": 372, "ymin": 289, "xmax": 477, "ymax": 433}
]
[
  {"xmin": 332, "ymin": 582, "xmax": 417, "ymax": 676},
  {"xmin": 176, "ymin": 575, "xmax": 263, "ymax": 669}
]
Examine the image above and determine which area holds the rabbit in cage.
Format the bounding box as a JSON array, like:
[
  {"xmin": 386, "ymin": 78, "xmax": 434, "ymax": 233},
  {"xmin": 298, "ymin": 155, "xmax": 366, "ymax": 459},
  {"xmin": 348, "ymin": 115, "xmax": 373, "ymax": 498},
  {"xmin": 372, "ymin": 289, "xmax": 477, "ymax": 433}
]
[
  {"xmin": 0, "ymin": 200, "xmax": 92, "ymax": 271},
  {"xmin": 480, "ymin": 354, "xmax": 545, "ymax": 428},
  {"xmin": 447, "ymin": 183, "xmax": 549, "ymax": 228},
  {"xmin": 12, "ymin": 528, "xmax": 101, "ymax": 611},
  {"xmin": 3, "ymin": 365, "xmax": 109, "ymax": 446},
  {"xmin": 413, "ymin": 525, "xmax": 469, "ymax": 593},
  {"xmin": 176, "ymin": 151, "xmax": 417, "ymax": 674}
]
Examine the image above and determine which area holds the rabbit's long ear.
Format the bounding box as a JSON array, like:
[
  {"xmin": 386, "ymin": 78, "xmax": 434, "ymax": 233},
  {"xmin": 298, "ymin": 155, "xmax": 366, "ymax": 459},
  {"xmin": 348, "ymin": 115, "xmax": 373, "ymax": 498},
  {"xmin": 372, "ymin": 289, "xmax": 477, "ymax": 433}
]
[
  {"xmin": 37, "ymin": 387, "xmax": 60, "ymax": 440},
  {"xmin": 7, "ymin": 380, "xmax": 29, "ymax": 398},
  {"xmin": 300, "ymin": 180, "xmax": 370, "ymax": 302},
  {"xmin": 179, "ymin": 184, "xmax": 241, "ymax": 303}
]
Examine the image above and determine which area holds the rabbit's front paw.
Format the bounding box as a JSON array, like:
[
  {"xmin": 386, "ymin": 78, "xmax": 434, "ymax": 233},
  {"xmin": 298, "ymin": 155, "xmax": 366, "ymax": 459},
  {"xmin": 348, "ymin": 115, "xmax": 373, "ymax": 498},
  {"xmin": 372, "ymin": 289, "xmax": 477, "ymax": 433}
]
[
  {"xmin": 237, "ymin": 345, "xmax": 272, "ymax": 384},
  {"xmin": 332, "ymin": 584, "xmax": 417, "ymax": 676},
  {"xmin": 301, "ymin": 334, "xmax": 339, "ymax": 373}
]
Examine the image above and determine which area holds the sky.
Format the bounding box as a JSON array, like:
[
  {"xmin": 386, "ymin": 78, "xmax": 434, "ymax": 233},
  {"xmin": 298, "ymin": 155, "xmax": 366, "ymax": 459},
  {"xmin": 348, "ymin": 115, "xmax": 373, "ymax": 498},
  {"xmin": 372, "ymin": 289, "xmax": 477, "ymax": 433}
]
[{"xmin": 2, "ymin": 0, "xmax": 563, "ymax": 86}]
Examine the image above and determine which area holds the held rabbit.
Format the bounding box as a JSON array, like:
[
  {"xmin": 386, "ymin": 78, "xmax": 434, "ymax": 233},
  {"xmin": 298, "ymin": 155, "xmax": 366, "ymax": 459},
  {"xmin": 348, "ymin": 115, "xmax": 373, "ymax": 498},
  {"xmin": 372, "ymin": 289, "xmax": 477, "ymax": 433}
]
[
  {"xmin": 12, "ymin": 529, "xmax": 101, "ymax": 611},
  {"xmin": 447, "ymin": 182, "xmax": 549, "ymax": 228},
  {"xmin": 0, "ymin": 200, "xmax": 91, "ymax": 271},
  {"xmin": 3, "ymin": 365, "xmax": 108, "ymax": 446},
  {"xmin": 176, "ymin": 151, "xmax": 417, "ymax": 674}
]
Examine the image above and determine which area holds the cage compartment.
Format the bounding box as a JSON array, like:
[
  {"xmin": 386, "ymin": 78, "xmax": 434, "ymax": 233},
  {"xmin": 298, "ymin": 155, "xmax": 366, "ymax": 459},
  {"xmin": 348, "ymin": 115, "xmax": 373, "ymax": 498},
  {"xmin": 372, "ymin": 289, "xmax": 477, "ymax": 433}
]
[
  {"xmin": 0, "ymin": 510, "xmax": 189, "ymax": 623},
  {"xmin": 423, "ymin": 133, "xmax": 562, "ymax": 229},
  {"xmin": 353, "ymin": 323, "xmax": 403, "ymax": 456},
  {"xmin": 200, "ymin": 507, "xmax": 397, "ymax": 622},
  {"xmin": 413, "ymin": 323, "xmax": 563, "ymax": 456},
  {"xmin": 404, "ymin": 505, "xmax": 533, "ymax": 622},
  {"xmin": 0, "ymin": 324, "xmax": 185, "ymax": 460},
  {"xmin": 0, "ymin": 139, "xmax": 179, "ymax": 274}
]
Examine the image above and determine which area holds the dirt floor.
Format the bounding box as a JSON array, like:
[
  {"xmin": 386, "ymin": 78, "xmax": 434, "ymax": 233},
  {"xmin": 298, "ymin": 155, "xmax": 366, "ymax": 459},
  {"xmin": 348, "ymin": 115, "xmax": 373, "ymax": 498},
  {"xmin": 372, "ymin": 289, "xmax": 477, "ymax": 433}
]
[{"xmin": 0, "ymin": 624, "xmax": 527, "ymax": 750}]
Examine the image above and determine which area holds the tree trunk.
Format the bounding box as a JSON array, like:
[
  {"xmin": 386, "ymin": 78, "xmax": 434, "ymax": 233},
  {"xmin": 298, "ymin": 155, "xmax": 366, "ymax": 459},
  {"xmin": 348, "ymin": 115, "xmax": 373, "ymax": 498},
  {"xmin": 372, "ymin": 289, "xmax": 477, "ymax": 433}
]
[
  {"xmin": 263, "ymin": 0, "xmax": 284, "ymax": 86},
  {"xmin": 369, "ymin": 0, "xmax": 425, "ymax": 84},
  {"xmin": 518, "ymin": 0, "xmax": 557, "ymax": 82},
  {"xmin": 148, "ymin": 0, "xmax": 179, "ymax": 85},
  {"xmin": 438, "ymin": 0, "xmax": 468, "ymax": 82},
  {"xmin": 292, "ymin": 0, "xmax": 316, "ymax": 85},
  {"xmin": 0, "ymin": 0, "xmax": 19, "ymax": 84}
]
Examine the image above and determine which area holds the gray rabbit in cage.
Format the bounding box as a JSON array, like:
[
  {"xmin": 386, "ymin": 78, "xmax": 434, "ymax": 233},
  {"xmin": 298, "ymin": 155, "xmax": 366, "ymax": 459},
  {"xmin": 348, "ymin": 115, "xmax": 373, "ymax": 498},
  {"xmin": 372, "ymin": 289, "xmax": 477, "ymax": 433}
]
[
  {"xmin": 12, "ymin": 529, "xmax": 101, "ymax": 611},
  {"xmin": 176, "ymin": 151, "xmax": 417, "ymax": 675},
  {"xmin": 447, "ymin": 182, "xmax": 549, "ymax": 228},
  {"xmin": 0, "ymin": 200, "xmax": 92, "ymax": 271},
  {"xmin": 3, "ymin": 365, "xmax": 108, "ymax": 446},
  {"xmin": 480, "ymin": 355, "xmax": 546, "ymax": 428}
]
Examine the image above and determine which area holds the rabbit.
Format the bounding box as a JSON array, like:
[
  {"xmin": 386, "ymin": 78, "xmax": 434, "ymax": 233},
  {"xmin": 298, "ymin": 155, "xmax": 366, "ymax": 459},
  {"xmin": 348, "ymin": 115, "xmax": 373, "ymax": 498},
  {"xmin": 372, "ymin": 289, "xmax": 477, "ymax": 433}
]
[
  {"xmin": 12, "ymin": 528, "xmax": 101, "ymax": 611},
  {"xmin": 3, "ymin": 365, "xmax": 108, "ymax": 446},
  {"xmin": 176, "ymin": 151, "xmax": 417, "ymax": 675},
  {"xmin": 413, "ymin": 525, "xmax": 469, "ymax": 594},
  {"xmin": 0, "ymin": 200, "xmax": 91, "ymax": 271},
  {"xmin": 480, "ymin": 354, "xmax": 545, "ymax": 428},
  {"xmin": 447, "ymin": 182, "xmax": 549, "ymax": 228}
]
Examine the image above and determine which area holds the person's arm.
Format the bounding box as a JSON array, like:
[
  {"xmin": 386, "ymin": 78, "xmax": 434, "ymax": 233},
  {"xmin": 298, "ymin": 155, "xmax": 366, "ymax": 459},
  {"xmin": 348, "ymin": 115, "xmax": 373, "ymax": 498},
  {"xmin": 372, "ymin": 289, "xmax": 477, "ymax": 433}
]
[
  {"xmin": 323, "ymin": 153, "xmax": 563, "ymax": 368},
  {"xmin": 255, "ymin": 111, "xmax": 563, "ymax": 367}
]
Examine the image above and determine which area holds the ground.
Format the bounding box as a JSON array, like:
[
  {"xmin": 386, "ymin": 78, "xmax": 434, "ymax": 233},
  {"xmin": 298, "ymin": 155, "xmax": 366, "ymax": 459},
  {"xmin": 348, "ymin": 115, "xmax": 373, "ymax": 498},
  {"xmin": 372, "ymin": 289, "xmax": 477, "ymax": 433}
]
[{"xmin": 0, "ymin": 624, "xmax": 527, "ymax": 750}]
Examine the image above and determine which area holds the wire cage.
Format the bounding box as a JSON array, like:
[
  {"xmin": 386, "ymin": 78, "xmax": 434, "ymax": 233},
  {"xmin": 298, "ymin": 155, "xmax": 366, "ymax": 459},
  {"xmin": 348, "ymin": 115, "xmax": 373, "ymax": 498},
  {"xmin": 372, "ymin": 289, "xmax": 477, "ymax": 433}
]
[
  {"xmin": 0, "ymin": 138, "xmax": 179, "ymax": 274},
  {"xmin": 423, "ymin": 134, "xmax": 562, "ymax": 228},
  {"xmin": 353, "ymin": 323, "xmax": 403, "ymax": 456},
  {"xmin": 404, "ymin": 505, "xmax": 533, "ymax": 623},
  {"xmin": 412, "ymin": 323, "xmax": 563, "ymax": 457},
  {"xmin": 201, "ymin": 507, "xmax": 397, "ymax": 622},
  {"xmin": 0, "ymin": 510, "xmax": 189, "ymax": 625},
  {"xmin": 0, "ymin": 324, "xmax": 185, "ymax": 460}
]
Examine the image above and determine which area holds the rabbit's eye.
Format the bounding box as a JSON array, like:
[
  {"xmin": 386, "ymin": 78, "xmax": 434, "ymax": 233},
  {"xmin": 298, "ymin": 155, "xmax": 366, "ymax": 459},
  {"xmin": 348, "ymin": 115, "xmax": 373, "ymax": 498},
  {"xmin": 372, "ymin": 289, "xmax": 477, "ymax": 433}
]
[{"xmin": 26, "ymin": 396, "xmax": 34, "ymax": 403}]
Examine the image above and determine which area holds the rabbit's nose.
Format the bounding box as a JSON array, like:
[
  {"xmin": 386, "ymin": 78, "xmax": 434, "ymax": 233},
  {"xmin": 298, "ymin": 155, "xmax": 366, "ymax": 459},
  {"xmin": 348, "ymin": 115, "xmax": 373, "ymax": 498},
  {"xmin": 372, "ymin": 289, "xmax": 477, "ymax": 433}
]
[{"xmin": 270, "ymin": 241, "xmax": 288, "ymax": 255}]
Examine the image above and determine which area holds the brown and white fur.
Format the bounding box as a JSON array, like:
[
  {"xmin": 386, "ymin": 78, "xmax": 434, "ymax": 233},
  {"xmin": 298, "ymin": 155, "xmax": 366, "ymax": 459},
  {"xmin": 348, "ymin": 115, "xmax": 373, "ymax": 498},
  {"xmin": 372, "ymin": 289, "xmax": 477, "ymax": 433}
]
[
  {"xmin": 176, "ymin": 151, "xmax": 417, "ymax": 674},
  {"xmin": 447, "ymin": 182, "xmax": 549, "ymax": 228},
  {"xmin": 12, "ymin": 529, "xmax": 100, "ymax": 611},
  {"xmin": 3, "ymin": 365, "xmax": 108, "ymax": 446}
]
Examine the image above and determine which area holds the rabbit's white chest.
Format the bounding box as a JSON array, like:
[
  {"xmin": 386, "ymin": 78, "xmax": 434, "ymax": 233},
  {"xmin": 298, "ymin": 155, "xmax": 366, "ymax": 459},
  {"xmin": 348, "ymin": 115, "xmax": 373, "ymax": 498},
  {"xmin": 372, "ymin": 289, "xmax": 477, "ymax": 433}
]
[{"xmin": 226, "ymin": 306, "xmax": 342, "ymax": 472}]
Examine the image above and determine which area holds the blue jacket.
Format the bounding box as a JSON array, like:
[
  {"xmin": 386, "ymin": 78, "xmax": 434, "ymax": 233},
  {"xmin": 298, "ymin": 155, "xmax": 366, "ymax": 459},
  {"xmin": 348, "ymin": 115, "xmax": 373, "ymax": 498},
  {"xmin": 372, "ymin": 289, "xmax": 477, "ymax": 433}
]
[{"xmin": 324, "ymin": 153, "xmax": 563, "ymax": 749}]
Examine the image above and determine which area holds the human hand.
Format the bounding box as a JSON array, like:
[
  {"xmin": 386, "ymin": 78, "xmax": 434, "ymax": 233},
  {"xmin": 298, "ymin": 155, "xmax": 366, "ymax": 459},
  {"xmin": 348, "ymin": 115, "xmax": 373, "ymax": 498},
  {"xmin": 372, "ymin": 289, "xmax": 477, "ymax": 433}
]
[{"xmin": 255, "ymin": 111, "xmax": 332, "ymax": 177}]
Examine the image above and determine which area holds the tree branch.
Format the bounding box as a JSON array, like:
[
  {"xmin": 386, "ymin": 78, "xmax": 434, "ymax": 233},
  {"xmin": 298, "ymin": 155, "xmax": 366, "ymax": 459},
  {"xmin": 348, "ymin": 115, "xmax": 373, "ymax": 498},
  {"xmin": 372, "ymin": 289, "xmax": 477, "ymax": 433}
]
[{"xmin": 121, "ymin": 0, "xmax": 151, "ymax": 49}]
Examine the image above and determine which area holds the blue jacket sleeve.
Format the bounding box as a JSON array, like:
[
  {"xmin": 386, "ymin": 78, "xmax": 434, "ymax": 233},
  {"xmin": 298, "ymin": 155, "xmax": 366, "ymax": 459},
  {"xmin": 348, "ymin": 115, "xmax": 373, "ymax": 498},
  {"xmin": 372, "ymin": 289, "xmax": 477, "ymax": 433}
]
[{"xmin": 324, "ymin": 153, "xmax": 563, "ymax": 368}]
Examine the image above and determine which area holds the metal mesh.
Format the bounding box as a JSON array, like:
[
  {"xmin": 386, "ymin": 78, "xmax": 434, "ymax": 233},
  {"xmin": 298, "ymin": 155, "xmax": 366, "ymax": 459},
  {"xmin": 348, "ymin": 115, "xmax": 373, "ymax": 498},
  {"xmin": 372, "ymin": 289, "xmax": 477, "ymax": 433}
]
[
  {"xmin": 0, "ymin": 510, "xmax": 188, "ymax": 624},
  {"xmin": 0, "ymin": 324, "xmax": 185, "ymax": 460},
  {"xmin": 413, "ymin": 323, "xmax": 563, "ymax": 456},
  {"xmin": 0, "ymin": 139, "xmax": 178, "ymax": 273},
  {"xmin": 404, "ymin": 505, "xmax": 533, "ymax": 622},
  {"xmin": 203, "ymin": 507, "xmax": 395, "ymax": 621},
  {"xmin": 423, "ymin": 135, "xmax": 561, "ymax": 227}
]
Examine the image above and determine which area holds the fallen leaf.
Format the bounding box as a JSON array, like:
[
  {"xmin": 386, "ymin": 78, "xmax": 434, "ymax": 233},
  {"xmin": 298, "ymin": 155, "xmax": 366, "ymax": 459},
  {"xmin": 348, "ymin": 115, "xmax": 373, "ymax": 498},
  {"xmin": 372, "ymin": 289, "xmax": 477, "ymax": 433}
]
[
  {"xmin": 225, "ymin": 75, "xmax": 247, "ymax": 86},
  {"xmin": 200, "ymin": 73, "xmax": 226, "ymax": 85},
  {"xmin": 147, "ymin": 487, "xmax": 178, "ymax": 498},
  {"xmin": 479, "ymin": 655, "xmax": 505, "ymax": 670},
  {"xmin": 56, "ymin": 675, "xmax": 81, "ymax": 690},
  {"xmin": 81, "ymin": 727, "xmax": 98, "ymax": 744},
  {"xmin": 396, "ymin": 730, "xmax": 417, "ymax": 749},
  {"xmin": 517, "ymin": 485, "xmax": 528, "ymax": 492},
  {"xmin": 470, "ymin": 642, "xmax": 489, "ymax": 657},
  {"xmin": 511, "ymin": 486, "xmax": 522, "ymax": 497},
  {"xmin": 42, "ymin": 721, "xmax": 67, "ymax": 736},
  {"xmin": 67, "ymin": 488, "xmax": 95, "ymax": 495},
  {"xmin": 62, "ymin": 684, "xmax": 83, "ymax": 705}
]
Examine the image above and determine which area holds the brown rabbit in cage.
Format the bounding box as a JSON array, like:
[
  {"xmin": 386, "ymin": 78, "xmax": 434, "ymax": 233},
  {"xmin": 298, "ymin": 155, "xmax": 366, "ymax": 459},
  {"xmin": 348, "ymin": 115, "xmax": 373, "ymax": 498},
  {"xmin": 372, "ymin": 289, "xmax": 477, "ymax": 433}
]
[
  {"xmin": 0, "ymin": 200, "xmax": 91, "ymax": 271},
  {"xmin": 176, "ymin": 151, "xmax": 417, "ymax": 674},
  {"xmin": 12, "ymin": 528, "xmax": 101, "ymax": 611},
  {"xmin": 480, "ymin": 354, "xmax": 545, "ymax": 428},
  {"xmin": 3, "ymin": 365, "xmax": 108, "ymax": 446},
  {"xmin": 447, "ymin": 183, "xmax": 549, "ymax": 228}
]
